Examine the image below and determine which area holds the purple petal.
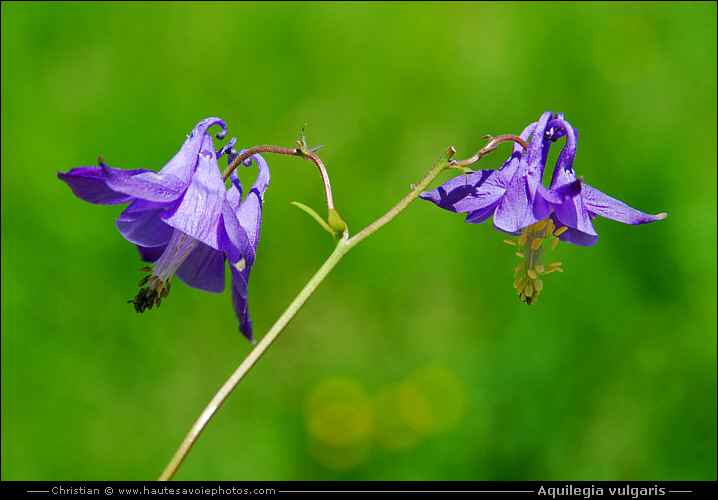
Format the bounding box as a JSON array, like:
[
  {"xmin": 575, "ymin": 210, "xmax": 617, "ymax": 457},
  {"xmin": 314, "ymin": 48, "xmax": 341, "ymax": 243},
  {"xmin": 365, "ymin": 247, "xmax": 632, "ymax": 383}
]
[
  {"xmin": 137, "ymin": 244, "xmax": 166, "ymax": 263},
  {"xmin": 494, "ymin": 173, "xmax": 535, "ymax": 233},
  {"xmin": 420, "ymin": 176, "xmax": 474, "ymax": 211},
  {"xmin": 543, "ymin": 177, "xmax": 582, "ymax": 205},
  {"xmin": 529, "ymin": 176, "xmax": 552, "ymax": 221},
  {"xmin": 57, "ymin": 167, "xmax": 137, "ymax": 205},
  {"xmin": 465, "ymin": 202, "xmax": 501, "ymax": 224},
  {"xmin": 226, "ymin": 153, "xmax": 271, "ymax": 266},
  {"xmin": 581, "ymin": 184, "xmax": 668, "ymax": 225},
  {"xmin": 421, "ymin": 169, "xmax": 505, "ymax": 214},
  {"xmin": 543, "ymin": 213, "xmax": 597, "ymax": 247},
  {"xmin": 547, "ymin": 116, "xmax": 579, "ymax": 188},
  {"xmin": 226, "ymin": 152, "xmax": 271, "ymax": 216},
  {"xmin": 161, "ymin": 133, "xmax": 228, "ymax": 250},
  {"xmin": 157, "ymin": 118, "xmax": 227, "ymax": 186},
  {"xmin": 248, "ymin": 153, "xmax": 271, "ymax": 199},
  {"xmin": 492, "ymin": 113, "xmax": 556, "ymax": 233},
  {"xmin": 101, "ymin": 162, "xmax": 187, "ymax": 202},
  {"xmin": 558, "ymin": 226, "xmax": 599, "ymax": 247},
  {"xmin": 522, "ymin": 111, "xmax": 553, "ymax": 174},
  {"xmin": 230, "ymin": 261, "xmax": 254, "ymax": 343},
  {"xmin": 221, "ymin": 199, "xmax": 249, "ymax": 264},
  {"xmin": 175, "ymin": 242, "xmax": 226, "ymax": 293},
  {"xmin": 553, "ymin": 194, "xmax": 599, "ymax": 246},
  {"xmin": 421, "ymin": 128, "xmax": 527, "ymax": 222},
  {"xmin": 235, "ymin": 192, "xmax": 261, "ymax": 267},
  {"xmin": 224, "ymin": 152, "xmax": 270, "ymax": 343},
  {"xmin": 116, "ymin": 201, "xmax": 174, "ymax": 247}
]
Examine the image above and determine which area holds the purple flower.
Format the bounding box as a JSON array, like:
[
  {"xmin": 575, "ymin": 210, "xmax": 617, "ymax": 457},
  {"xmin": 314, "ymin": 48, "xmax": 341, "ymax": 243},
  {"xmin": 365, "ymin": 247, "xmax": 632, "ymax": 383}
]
[
  {"xmin": 420, "ymin": 111, "xmax": 666, "ymax": 304},
  {"xmin": 57, "ymin": 118, "xmax": 270, "ymax": 342}
]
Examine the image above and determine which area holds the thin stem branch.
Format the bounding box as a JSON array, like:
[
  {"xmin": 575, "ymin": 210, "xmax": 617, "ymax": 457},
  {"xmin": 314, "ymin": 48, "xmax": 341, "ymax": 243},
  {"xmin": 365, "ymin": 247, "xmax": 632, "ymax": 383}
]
[
  {"xmin": 223, "ymin": 146, "xmax": 335, "ymax": 210},
  {"xmin": 450, "ymin": 134, "xmax": 528, "ymax": 167}
]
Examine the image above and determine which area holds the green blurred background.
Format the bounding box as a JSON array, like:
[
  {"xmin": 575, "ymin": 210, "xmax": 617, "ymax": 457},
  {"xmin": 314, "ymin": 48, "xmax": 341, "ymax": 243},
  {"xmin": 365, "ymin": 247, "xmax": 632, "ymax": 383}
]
[{"xmin": 2, "ymin": 1, "xmax": 715, "ymax": 481}]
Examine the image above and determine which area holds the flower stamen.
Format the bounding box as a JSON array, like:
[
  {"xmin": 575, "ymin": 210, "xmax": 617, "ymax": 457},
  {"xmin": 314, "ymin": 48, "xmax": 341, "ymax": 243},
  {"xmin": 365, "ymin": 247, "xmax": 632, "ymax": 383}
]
[
  {"xmin": 128, "ymin": 230, "xmax": 199, "ymax": 313},
  {"xmin": 508, "ymin": 218, "xmax": 565, "ymax": 305}
]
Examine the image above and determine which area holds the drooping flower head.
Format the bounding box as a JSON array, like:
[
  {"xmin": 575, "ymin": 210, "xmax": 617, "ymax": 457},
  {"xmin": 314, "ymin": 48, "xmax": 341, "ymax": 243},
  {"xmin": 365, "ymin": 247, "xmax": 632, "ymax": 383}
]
[
  {"xmin": 420, "ymin": 111, "xmax": 666, "ymax": 304},
  {"xmin": 57, "ymin": 118, "xmax": 269, "ymax": 342}
]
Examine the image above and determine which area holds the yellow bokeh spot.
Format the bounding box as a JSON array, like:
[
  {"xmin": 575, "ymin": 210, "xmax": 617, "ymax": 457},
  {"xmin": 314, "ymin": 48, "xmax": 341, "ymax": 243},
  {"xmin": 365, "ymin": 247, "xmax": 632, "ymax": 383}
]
[
  {"xmin": 304, "ymin": 369, "xmax": 465, "ymax": 468},
  {"xmin": 305, "ymin": 377, "xmax": 372, "ymax": 446},
  {"xmin": 304, "ymin": 377, "xmax": 373, "ymax": 470}
]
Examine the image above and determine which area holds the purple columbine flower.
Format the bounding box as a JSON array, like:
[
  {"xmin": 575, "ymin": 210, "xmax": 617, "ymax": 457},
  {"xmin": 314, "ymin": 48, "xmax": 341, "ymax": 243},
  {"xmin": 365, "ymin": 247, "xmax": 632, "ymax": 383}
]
[
  {"xmin": 57, "ymin": 118, "xmax": 270, "ymax": 342},
  {"xmin": 420, "ymin": 111, "xmax": 666, "ymax": 305}
]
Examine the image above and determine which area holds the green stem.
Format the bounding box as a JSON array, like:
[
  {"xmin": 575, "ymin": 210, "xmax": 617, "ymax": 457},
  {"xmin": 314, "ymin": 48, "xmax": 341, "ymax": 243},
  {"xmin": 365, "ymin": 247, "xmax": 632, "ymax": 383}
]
[
  {"xmin": 158, "ymin": 147, "xmax": 455, "ymax": 481},
  {"xmin": 158, "ymin": 234, "xmax": 350, "ymax": 481}
]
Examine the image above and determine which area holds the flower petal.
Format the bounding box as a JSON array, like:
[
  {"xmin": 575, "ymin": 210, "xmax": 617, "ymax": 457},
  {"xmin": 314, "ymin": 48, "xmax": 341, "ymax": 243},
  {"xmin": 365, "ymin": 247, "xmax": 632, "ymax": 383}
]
[
  {"xmin": 222, "ymin": 200, "xmax": 250, "ymax": 264},
  {"xmin": 101, "ymin": 163, "xmax": 187, "ymax": 202},
  {"xmin": 227, "ymin": 153, "xmax": 271, "ymax": 267},
  {"xmin": 160, "ymin": 133, "xmax": 228, "ymax": 250},
  {"xmin": 224, "ymin": 152, "xmax": 270, "ymax": 343},
  {"xmin": 547, "ymin": 115, "xmax": 579, "ymax": 188},
  {"xmin": 558, "ymin": 225, "xmax": 599, "ymax": 247},
  {"xmin": 116, "ymin": 201, "xmax": 174, "ymax": 247},
  {"xmin": 420, "ymin": 169, "xmax": 504, "ymax": 213},
  {"xmin": 494, "ymin": 176, "xmax": 530, "ymax": 232},
  {"xmin": 57, "ymin": 166, "xmax": 137, "ymax": 205},
  {"xmin": 493, "ymin": 112, "xmax": 555, "ymax": 233},
  {"xmin": 157, "ymin": 118, "xmax": 227, "ymax": 186},
  {"xmin": 465, "ymin": 201, "xmax": 502, "ymax": 224},
  {"xmin": 175, "ymin": 241, "xmax": 226, "ymax": 293},
  {"xmin": 581, "ymin": 184, "xmax": 667, "ymax": 225},
  {"xmin": 553, "ymin": 194, "xmax": 599, "ymax": 246},
  {"xmin": 522, "ymin": 111, "xmax": 553, "ymax": 177},
  {"xmin": 137, "ymin": 244, "xmax": 166, "ymax": 263},
  {"xmin": 230, "ymin": 261, "xmax": 254, "ymax": 343}
]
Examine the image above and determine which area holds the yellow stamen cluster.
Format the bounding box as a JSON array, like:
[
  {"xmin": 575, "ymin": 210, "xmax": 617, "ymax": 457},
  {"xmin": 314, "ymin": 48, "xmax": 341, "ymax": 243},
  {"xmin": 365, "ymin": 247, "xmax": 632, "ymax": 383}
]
[{"xmin": 503, "ymin": 218, "xmax": 566, "ymax": 305}]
